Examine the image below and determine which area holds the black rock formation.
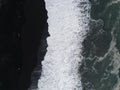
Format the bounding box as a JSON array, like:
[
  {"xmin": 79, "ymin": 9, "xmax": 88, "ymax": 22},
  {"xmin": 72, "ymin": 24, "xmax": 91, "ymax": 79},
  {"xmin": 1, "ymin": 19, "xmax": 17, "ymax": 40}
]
[{"xmin": 0, "ymin": 0, "xmax": 48, "ymax": 90}]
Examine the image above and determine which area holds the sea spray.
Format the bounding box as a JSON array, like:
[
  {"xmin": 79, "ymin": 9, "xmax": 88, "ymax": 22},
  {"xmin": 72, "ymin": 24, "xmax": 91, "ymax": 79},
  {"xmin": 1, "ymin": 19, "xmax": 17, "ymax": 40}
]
[{"xmin": 38, "ymin": 0, "xmax": 90, "ymax": 90}]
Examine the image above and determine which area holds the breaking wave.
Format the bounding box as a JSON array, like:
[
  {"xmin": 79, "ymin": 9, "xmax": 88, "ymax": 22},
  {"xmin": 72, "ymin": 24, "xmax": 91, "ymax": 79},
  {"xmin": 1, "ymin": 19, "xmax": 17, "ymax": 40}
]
[{"xmin": 38, "ymin": 0, "xmax": 90, "ymax": 90}]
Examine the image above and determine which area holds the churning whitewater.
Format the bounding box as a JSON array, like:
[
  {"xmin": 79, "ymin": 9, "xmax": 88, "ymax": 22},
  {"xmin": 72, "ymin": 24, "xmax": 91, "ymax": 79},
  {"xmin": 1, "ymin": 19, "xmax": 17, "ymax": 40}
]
[{"xmin": 38, "ymin": 0, "xmax": 90, "ymax": 90}]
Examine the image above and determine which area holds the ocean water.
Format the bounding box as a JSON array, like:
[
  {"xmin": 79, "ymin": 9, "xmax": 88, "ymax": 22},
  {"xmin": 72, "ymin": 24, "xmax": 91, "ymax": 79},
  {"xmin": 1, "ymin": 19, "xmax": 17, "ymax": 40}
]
[
  {"xmin": 80, "ymin": 0, "xmax": 120, "ymax": 90},
  {"xmin": 30, "ymin": 0, "xmax": 120, "ymax": 90}
]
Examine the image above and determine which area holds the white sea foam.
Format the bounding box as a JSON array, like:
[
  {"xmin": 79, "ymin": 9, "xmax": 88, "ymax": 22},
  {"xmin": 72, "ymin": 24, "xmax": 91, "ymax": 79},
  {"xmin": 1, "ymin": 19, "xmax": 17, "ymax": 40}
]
[
  {"xmin": 107, "ymin": 0, "xmax": 120, "ymax": 7},
  {"xmin": 38, "ymin": 0, "xmax": 90, "ymax": 90}
]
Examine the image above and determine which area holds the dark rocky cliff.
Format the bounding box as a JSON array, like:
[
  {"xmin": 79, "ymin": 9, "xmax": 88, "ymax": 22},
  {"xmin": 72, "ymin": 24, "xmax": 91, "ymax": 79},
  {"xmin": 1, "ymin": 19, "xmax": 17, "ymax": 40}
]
[{"xmin": 0, "ymin": 0, "xmax": 48, "ymax": 90}]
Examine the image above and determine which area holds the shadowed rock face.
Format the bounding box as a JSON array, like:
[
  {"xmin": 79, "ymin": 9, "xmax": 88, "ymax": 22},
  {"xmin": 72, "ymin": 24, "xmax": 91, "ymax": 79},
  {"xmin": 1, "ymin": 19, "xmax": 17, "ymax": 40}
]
[{"xmin": 0, "ymin": 0, "xmax": 48, "ymax": 90}]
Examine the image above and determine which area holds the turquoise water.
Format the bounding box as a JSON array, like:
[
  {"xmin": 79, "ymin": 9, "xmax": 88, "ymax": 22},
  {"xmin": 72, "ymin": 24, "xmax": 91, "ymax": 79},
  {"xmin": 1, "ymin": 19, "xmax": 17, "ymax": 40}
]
[{"xmin": 80, "ymin": 0, "xmax": 120, "ymax": 90}]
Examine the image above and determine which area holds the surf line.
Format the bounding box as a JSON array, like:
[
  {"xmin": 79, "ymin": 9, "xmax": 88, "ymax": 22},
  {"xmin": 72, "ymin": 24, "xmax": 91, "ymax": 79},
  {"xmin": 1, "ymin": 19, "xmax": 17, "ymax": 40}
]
[{"xmin": 38, "ymin": 0, "xmax": 90, "ymax": 90}]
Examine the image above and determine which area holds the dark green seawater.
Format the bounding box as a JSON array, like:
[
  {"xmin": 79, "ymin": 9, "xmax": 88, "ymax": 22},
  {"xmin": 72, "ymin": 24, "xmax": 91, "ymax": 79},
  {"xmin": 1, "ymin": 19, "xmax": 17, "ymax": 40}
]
[{"xmin": 80, "ymin": 0, "xmax": 120, "ymax": 90}]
